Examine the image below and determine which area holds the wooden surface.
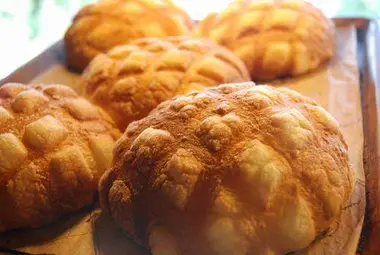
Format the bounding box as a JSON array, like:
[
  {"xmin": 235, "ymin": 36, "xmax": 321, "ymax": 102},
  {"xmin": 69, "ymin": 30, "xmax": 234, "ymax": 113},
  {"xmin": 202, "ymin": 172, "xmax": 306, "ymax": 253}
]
[
  {"xmin": 0, "ymin": 21, "xmax": 373, "ymax": 255},
  {"xmin": 360, "ymin": 19, "xmax": 380, "ymax": 255}
]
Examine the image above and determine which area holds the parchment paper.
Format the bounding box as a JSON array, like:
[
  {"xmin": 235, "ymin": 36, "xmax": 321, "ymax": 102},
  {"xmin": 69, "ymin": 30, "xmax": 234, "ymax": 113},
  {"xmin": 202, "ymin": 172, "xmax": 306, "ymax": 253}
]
[{"xmin": 0, "ymin": 25, "xmax": 365, "ymax": 255}]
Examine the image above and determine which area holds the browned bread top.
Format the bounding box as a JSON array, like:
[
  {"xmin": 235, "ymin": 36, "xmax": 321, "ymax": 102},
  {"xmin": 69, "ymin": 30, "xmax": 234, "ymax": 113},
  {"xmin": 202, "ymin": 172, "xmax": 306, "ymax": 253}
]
[
  {"xmin": 99, "ymin": 82, "xmax": 355, "ymax": 255},
  {"xmin": 64, "ymin": 0, "xmax": 194, "ymax": 71},
  {"xmin": 193, "ymin": 0, "xmax": 335, "ymax": 81},
  {"xmin": 79, "ymin": 36, "xmax": 250, "ymax": 131},
  {"xmin": 0, "ymin": 83, "xmax": 120, "ymax": 232}
]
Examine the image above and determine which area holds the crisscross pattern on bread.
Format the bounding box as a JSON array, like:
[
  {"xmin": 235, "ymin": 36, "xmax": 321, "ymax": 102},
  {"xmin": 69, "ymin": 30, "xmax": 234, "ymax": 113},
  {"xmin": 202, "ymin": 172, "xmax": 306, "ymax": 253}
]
[
  {"xmin": 193, "ymin": 0, "xmax": 335, "ymax": 81},
  {"xmin": 99, "ymin": 82, "xmax": 355, "ymax": 255},
  {"xmin": 64, "ymin": 0, "xmax": 194, "ymax": 71},
  {"xmin": 80, "ymin": 36, "xmax": 250, "ymax": 130},
  {"xmin": 0, "ymin": 83, "xmax": 120, "ymax": 231}
]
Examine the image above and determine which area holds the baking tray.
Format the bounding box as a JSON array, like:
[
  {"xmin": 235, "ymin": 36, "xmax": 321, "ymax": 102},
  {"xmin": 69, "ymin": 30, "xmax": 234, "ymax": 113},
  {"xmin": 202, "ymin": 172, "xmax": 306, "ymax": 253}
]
[{"xmin": 0, "ymin": 18, "xmax": 379, "ymax": 255}]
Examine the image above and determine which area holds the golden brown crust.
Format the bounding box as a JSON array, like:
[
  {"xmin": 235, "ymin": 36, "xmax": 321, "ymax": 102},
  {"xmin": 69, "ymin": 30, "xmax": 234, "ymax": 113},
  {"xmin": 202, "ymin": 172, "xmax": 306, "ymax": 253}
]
[
  {"xmin": 99, "ymin": 82, "xmax": 355, "ymax": 255},
  {"xmin": 64, "ymin": 0, "xmax": 194, "ymax": 71},
  {"xmin": 79, "ymin": 36, "xmax": 250, "ymax": 131},
  {"xmin": 0, "ymin": 83, "xmax": 121, "ymax": 232},
  {"xmin": 193, "ymin": 0, "xmax": 336, "ymax": 81}
]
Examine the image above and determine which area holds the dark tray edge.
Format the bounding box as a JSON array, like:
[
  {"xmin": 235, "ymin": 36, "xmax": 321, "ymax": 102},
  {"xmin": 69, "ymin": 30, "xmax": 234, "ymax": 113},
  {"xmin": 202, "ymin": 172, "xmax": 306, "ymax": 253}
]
[{"xmin": 357, "ymin": 18, "xmax": 380, "ymax": 255}]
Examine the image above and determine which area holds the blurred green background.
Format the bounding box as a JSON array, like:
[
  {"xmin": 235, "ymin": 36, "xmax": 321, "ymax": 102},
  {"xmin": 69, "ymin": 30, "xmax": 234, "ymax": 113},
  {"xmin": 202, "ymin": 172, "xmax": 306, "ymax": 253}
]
[{"xmin": 0, "ymin": 0, "xmax": 379, "ymax": 80}]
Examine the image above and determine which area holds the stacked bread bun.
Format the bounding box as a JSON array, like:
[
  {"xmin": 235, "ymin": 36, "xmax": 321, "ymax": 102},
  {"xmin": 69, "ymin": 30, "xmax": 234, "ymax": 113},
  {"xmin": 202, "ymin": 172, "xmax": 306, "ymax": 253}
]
[
  {"xmin": 64, "ymin": 0, "xmax": 194, "ymax": 71},
  {"xmin": 99, "ymin": 82, "xmax": 355, "ymax": 255},
  {"xmin": 0, "ymin": 83, "xmax": 120, "ymax": 231},
  {"xmin": 78, "ymin": 36, "xmax": 250, "ymax": 130},
  {"xmin": 193, "ymin": 0, "xmax": 335, "ymax": 81},
  {"xmin": 1, "ymin": 0, "xmax": 359, "ymax": 254}
]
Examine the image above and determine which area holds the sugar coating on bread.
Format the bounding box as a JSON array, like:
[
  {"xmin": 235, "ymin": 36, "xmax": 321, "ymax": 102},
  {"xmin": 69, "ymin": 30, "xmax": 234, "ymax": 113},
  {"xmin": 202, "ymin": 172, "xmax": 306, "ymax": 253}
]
[
  {"xmin": 99, "ymin": 82, "xmax": 355, "ymax": 255},
  {"xmin": 79, "ymin": 36, "xmax": 250, "ymax": 131},
  {"xmin": 64, "ymin": 0, "xmax": 194, "ymax": 71},
  {"xmin": 193, "ymin": 0, "xmax": 335, "ymax": 81},
  {"xmin": 0, "ymin": 83, "xmax": 120, "ymax": 231}
]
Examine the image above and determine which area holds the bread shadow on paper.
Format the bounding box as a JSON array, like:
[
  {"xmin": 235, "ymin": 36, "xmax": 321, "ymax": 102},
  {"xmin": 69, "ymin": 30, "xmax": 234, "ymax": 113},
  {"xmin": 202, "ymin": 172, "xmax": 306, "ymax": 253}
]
[
  {"xmin": 273, "ymin": 66, "xmax": 327, "ymax": 84},
  {"xmin": 0, "ymin": 204, "xmax": 95, "ymax": 250},
  {"xmin": 264, "ymin": 60, "xmax": 332, "ymax": 88},
  {"xmin": 266, "ymin": 29, "xmax": 348, "ymax": 88},
  {"xmin": 92, "ymin": 211, "xmax": 149, "ymax": 255}
]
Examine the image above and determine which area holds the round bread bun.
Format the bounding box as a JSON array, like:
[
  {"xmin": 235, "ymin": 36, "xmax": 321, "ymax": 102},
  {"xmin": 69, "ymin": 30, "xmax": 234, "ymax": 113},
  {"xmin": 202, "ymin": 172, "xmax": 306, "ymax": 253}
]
[
  {"xmin": 193, "ymin": 0, "xmax": 335, "ymax": 81},
  {"xmin": 99, "ymin": 82, "xmax": 355, "ymax": 254},
  {"xmin": 0, "ymin": 83, "xmax": 120, "ymax": 232},
  {"xmin": 79, "ymin": 36, "xmax": 250, "ymax": 131},
  {"xmin": 64, "ymin": 0, "xmax": 194, "ymax": 72}
]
